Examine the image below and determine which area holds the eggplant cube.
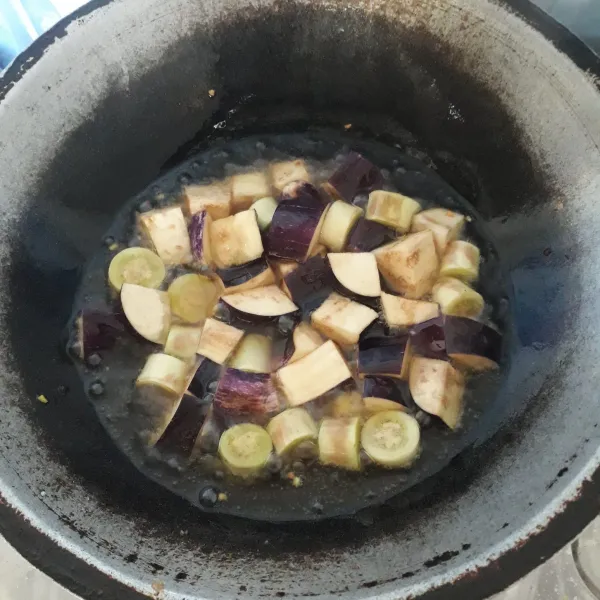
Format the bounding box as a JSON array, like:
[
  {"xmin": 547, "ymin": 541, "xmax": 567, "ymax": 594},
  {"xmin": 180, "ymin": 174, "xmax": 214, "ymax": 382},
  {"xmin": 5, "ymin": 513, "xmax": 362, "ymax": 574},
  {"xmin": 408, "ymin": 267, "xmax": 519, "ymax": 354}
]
[
  {"xmin": 211, "ymin": 209, "xmax": 264, "ymax": 268},
  {"xmin": 164, "ymin": 324, "xmax": 203, "ymax": 361},
  {"xmin": 432, "ymin": 277, "xmax": 484, "ymax": 318},
  {"xmin": 346, "ymin": 217, "xmax": 396, "ymax": 253},
  {"xmin": 288, "ymin": 323, "xmax": 325, "ymax": 364},
  {"xmin": 231, "ymin": 172, "xmax": 271, "ymax": 212},
  {"xmin": 409, "ymin": 357, "xmax": 465, "ymax": 429},
  {"xmin": 121, "ymin": 283, "xmax": 171, "ymax": 344},
  {"xmin": 136, "ymin": 353, "xmax": 190, "ymax": 396},
  {"xmin": 366, "ymin": 190, "xmax": 421, "ymax": 233},
  {"xmin": 222, "ymin": 284, "xmax": 298, "ymax": 317},
  {"xmin": 319, "ymin": 200, "xmax": 363, "ymax": 252},
  {"xmin": 311, "ymin": 293, "xmax": 378, "ymax": 346},
  {"xmin": 277, "ymin": 340, "xmax": 352, "ymax": 406},
  {"xmin": 411, "ymin": 208, "xmax": 465, "ymax": 255},
  {"xmin": 184, "ymin": 181, "xmax": 231, "ymax": 220},
  {"xmin": 270, "ymin": 160, "xmax": 311, "ymax": 192},
  {"xmin": 358, "ymin": 335, "xmax": 413, "ymax": 380},
  {"xmin": 440, "ymin": 240, "xmax": 480, "ymax": 282},
  {"xmin": 329, "ymin": 252, "xmax": 381, "ymax": 297},
  {"xmin": 374, "ymin": 230, "xmax": 439, "ymax": 299},
  {"xmin": 196, "ymin": 318, "xmax": 244, "ymax": 364},
  {"xmin": 381, "ymin": 292, "xmax": 439, "ymax": 328},
  {"xmin": 139, "ymin": 206, "xmax": 193, "ymax": 265}
]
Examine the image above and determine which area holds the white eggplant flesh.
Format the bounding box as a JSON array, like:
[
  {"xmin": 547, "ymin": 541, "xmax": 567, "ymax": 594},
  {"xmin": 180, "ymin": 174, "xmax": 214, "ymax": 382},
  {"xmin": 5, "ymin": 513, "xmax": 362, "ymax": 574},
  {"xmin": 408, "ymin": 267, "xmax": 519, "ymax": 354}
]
[
  {"xmin": 432, "ymin": 277, "xmax": 484, "ymax": 318},
  {"xmin": 318, "ymin": 417, "xmax": 362, "ymax": 471},
  {"xmin": 211, "ymin": 209, "xmax": 264, "ymax": 268},
  {"xmin": 139, "ymin": 206, "xmax": 193, "ymax": 264},
  {"xmin": 136, "ymin": 353, "xmax": 191, "ymax": 396},
  {"xmin": 222, "ymin": 285, "xmax": 298, "ymax": 317},
  {"xmin": 184, "ymin": 181, "xmax": 231, "ymax": 220},
  {"xmin": 121, "ymin": 283, "xmax": 171, "ymax": 344},
  {"xmin": 328, "ymin": 252, "xmax": 381, "ymax": 297},
  {"xmin": 164, "ymin": 324, "xmax": 204, "ymax": 361},
  {"xmin": 319, "ymin": 200, "xmax": 363, "ymax": 252},
  {"xmin": 440, "ymin": 240, "xmax": 480, "ymax": 282},
  {"xmin": 270, "ymin": 160, "xmax": 311, "ymax": 192},
  {"xmin": 231, "ymin": 172, "xmax": 271, "ymax": 212},
  {"xmin": 381, "ymin": 292, "xmax": 439, "ymax": 328},
  {"xmin": 366, "ymin": 190, "xmax": 421, "ymax": 233},
  {"xmin": 267, "ymin": 408, "xmax": 318, "ymax": 455},
  {"xmin": 196, "ymin": 318, "xmax": 244, "ymax": 364}
]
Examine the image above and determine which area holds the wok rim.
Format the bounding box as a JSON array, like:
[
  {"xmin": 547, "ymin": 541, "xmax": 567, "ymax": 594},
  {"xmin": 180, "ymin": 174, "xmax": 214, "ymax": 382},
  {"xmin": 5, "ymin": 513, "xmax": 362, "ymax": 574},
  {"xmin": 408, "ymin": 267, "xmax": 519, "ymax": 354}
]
[{"xmin": 0, "ymin": 0, "xmax": 599, "ymax": 599}]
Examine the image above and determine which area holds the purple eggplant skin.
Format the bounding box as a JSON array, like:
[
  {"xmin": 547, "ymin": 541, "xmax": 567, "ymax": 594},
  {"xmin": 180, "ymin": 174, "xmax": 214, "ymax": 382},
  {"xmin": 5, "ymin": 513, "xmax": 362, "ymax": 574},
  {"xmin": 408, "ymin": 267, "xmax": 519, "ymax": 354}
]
[
  {"xmin": 217, "ymin": 257, "xmax": 269, "ymax": 289},
  {"xmin": 214, "ymin": 368, "xmax": 280, "ymax": 422},
  {"xmin": 266, "ymin": 182, "xmax": 327, "ymax": 261},
  {"xmin": 410, "ymin": 315, "xmax": 502, "ymax": 369},
  {"xmin": 188, "ymin": 358, "xmax": 222, "ymax": 399},
  {"xmin": 358, "ymin": 335, "xmax": 411, "ymax": 379},
  {"xmin": 362, "ymin": 376, "xmax": 416, "ymax": 411},
  {"xmin": 409, "ymin": 315, "xmax": 447, "ymax": 360},
  {"xmin": 324, "ymin": 152, "xmax": 384, "ymax": 203},
  {"xmin": 284, "ymin": 255, "xmax": 335, "ymax": 313},
  {"xmin": 346, "ymin": 217, "xmax": 396, "ymax": 252},
  {"xmin": 71, "ymin": 309, "xmax": 126, "ymax": 360},
  {"xmin": 189, "ymin": 211, "xmax": 210, "ymax": 262},
  {"xmin": 155, "ymin": 392, "xmax": 210, "ymax": 457}
]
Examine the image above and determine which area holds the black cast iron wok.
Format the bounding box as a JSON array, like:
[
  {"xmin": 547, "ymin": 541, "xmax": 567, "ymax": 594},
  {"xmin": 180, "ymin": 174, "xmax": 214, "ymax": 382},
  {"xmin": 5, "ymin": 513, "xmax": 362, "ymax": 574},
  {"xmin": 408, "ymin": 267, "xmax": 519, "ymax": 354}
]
[{"xmin": 1, "ymin": 0, "xmax": 600, "ymax": 598}]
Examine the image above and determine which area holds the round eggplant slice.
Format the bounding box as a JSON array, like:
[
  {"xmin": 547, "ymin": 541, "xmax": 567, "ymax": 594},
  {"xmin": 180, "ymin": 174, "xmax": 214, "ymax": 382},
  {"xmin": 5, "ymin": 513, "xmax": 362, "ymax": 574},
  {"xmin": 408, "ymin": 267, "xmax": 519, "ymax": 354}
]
[
  {"xmin": 218, "ymin": 423, "xmax": 273, "ymax": 477},
  {"xmin": 168, "ymin": 274, "xmax": 220, "ymax": 324},
  {"xmin": 361, "ymin": 411, "xmax": 420, "ymax": 468},
  {"xmin": 108, "ymin": 247, "xmax": 166, "ymax": 291}
]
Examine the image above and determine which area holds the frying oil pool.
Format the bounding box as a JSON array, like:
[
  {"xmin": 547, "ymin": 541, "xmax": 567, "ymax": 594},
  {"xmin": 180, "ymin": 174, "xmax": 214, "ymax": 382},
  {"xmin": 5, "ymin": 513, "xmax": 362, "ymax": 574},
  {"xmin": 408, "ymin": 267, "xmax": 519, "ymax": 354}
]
[{"xmin": 67, "ymin": 131, "xmax": 512, "ymax": 521}]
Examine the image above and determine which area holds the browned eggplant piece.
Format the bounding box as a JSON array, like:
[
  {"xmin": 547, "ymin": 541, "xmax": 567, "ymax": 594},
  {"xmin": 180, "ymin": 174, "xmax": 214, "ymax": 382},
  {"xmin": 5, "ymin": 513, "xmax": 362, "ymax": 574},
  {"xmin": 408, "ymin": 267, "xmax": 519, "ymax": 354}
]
[
  {"xmin": 71, "ymin": 309, "xmax": 126, "ymax": 360},
  {"xmin": 266, "ymin": 181, "xmax": 328, "ymax": 261},
  {"xmin": 217, "ymin": 258, "xmax": 276, "ymax": 295},
  {"xmin": 155, "ymin": 392, "xmax": 210, "ymax": 457},
  {"xmin": 189, "ymin": 210, "xmax": 213, "ymax": 267},
  {"xmin": 358, "ymin": 335, "xmax": 413, "ymax": 379},
  {"xmin": 346, "ymin": 217, "xmax": 396, "ymax": 252},
  {"xmin": 184, "ymin": 181, "xmax": 231, "ymax": 220},
  {"xmin": 231, "ymin": 171, "xmax": 271, "ymax": 213},
  {"xmin": 214, "ymin": 368, "xmax": 280, "ymax": 420},
  {"xmin": 409, "ymin": 315, "xmax": 502, "ymax": 370},
  {"xmin": 270, "ymin": 159, "xmax": 311, "ymax": 192},
  {"xmin": 210, "ymin": 209, "xmax": 264, "ymax": 268},
  {"xmin": 324, "ymin": 152, "xmax": 384, "ymax": 202},
  {"xmin": 283, "ymin": 255, "xmax": 336, "ymax": 312},
  {"xmin": 381, "ymin": 292, "xmax": 439, "ymax": 329}
]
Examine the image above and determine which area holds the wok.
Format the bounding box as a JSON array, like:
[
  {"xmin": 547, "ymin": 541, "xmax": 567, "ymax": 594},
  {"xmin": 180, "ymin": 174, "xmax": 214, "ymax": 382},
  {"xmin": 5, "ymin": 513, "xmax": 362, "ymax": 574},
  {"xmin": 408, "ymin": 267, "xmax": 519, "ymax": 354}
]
[{"xmin": 1, "ymin": 0, "xmax": 600, "ymax": 598}]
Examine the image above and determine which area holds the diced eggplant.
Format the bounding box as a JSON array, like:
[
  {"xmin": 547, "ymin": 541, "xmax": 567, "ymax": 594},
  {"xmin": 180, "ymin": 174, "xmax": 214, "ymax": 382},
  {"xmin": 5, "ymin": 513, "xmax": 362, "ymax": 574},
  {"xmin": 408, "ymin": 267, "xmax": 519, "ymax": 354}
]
[
  {"xmin": 168, "ymin": 274, "xmax": 221, "ymax": 324},
  {"xmin": 366, "ymin": 190, "xmax": 421, "ymax": 233},
  {"xmin": 362, "ymin": 397, "xmax": 407, "ymax": 416},
  {"xmin": 358, "ymin": 335, "xmax": 413, "ymax": 379},
  {"xmin": 136, "ymin": 353, "xmax": 191, "ymax": 396},
  {"xmin": 361, "ymin": 411, "xmax": 420, "ymax": 468},
  {"xmin": 346, "ymin": 218, "xmax": 396, "ymax": 253},
  {"xmin": 411, "ymin": 208, "xmax": 465, "ymax": 255},
  {"xmin": 211, "ymin": 209, "xmax": 264, "ymax": 268},
  {"xmin": 214, "ymin": 368, "xmax": 280, "ymax": 420},
  {"xmin": 271, "ymin": 260, "xmax": 299, "ymax": 282},
  {"xmin": 164, "ymin": 324, "xmax": 203, "ymax": 361},
  {"xmin": 155, "ymin": 392, "xmax": 209, "ymax": 457},
  {"xmin": 287, "ymin": 323, "xmax": 325, "ymax": 364},
  {"xmin": 319, "ymin": 200, "xmax": 362, "ymax": 252},
  {"xmin": 432, "ymin": 277, "xmax": 484, "ymax": 318},
  {"xmin": 381, "ymin": 292, "xmax": 439, "ymax": 328},
  {"xmin": 196, "ymin": 318, "xmax": 244, "ymax": 364},
  {"xmin": 184, "ymin": 181, "xmax": 231, "ymax": 220},
  {"xmin": 440, "ymin": 240, "xmax": 480, "ymax": 282},
  {"xmin": 328, "ymin": 252, "xmax": 381, "ymax": 298},
  {"xmin": 327, "ymin": 390, "xmax": 364, "ymax": 418},
  {"xmin": 323, "ymin": 152, "xmax": 383, "ymax": 202},
  {"xmin": 277, "ymin": 340, "xmax": 352, "ymax": 406},
  {"xmin": 229, "ymin": 334, "xmax": 272, "ymax": 373},
  {"xmin": 108, "ymin": 247, "xmax": 166, "ymax": 291},
  {"xmin": 189, "ymin": 211, "xmax": 214, "ymax": 267},
  {"xmin": 318, "ymin": 417, "xmax": 362, "ymax": 471},
  {"xmin": 139, "ymin": 206, "xmax": 193, "ymax": 265},
  {"xmin": 222, "ymin": 284, "xmax": 298, "ymax": 318},
  {"xmin": 121, "ymin": 283, "xmax": 171, "ymax": 344},
  {"xmin": 374, "ymin": 230, "xmax": 439, "ymax": 299},
  {"xmin": 188, "ymin": 357, "xmax": 222, "ymax": 398},
  {"xmin": 231, "ymin": 171, "xmax": 271, "ymax": 212},
  {"xmin": 362, "ymin": 376, "xmax": 414, "ymax": 408},
  {"xmin": 217, "ymin": 258, "xmax": 276, "ymax": 295},
  {"xmin": 266, "ymin": 182, "xmax": 328, "ymax": 261},
  {"xmin": 219, "ymin": 422, "xmax": 273, "ymax": 477},
  {"xmin": 267, "ymin": 407, "xmax": 318, "ymax": 455},
  {"xmin": 251, "ymin": 196, "xmax": 278, "ymax": 231},
  {"xmin": 311, "ymin": 293, "xmax": 378, "ymax": 346},
  {"xmin": 409, "ymin": 357, "xmax": 465, "ymax": 429},
  {"xmin": 270, "ymin": 160, "xmax": 311, "ymax": 192},
  {"xmin": 192, "ymin": 405, "xmax": 225, "ymax": 454},
  {"xmin": 283, "ymin": 255, "xmax": 335, "ymax": 312},
  {"xmin": 72, "ymin": 309, "xmax": 125, "ymax": 360},
  {"xmin": 409, "ymin": 315, "xmax": 501, "ymax": 371}
]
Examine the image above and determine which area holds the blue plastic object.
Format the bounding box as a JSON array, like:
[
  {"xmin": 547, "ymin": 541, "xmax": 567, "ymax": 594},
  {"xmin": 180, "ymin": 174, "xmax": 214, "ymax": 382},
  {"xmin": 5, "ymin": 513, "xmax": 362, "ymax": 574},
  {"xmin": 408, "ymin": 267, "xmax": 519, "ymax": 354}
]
[{"xmin": 0, "ymin": 0, "xmax": 86, "ymax": 69}]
